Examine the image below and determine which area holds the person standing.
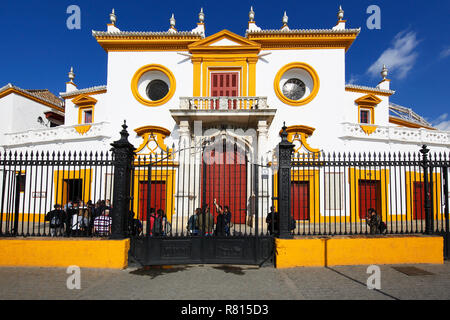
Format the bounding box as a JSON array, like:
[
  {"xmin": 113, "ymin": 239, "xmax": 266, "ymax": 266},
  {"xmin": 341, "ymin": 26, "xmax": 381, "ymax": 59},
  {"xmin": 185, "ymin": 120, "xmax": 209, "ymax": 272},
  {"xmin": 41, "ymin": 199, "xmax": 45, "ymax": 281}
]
[
  {"xmin": 213, "ymin": 198, "xmax": 226, "ymax": 236},
  {"xmin": 198, "ymin": 205, "xmax": 214, "ymax": 236},
  {"xmin": 45, "ymin": 204, "xmax": 66, "ymax": 237}
]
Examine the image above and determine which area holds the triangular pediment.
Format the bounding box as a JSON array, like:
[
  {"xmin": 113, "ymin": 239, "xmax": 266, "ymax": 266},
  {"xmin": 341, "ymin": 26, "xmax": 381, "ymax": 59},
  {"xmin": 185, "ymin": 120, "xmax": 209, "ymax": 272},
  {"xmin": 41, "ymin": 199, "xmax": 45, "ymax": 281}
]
[
  {"xmin": 355, "ymin": 94, "xmax": 382, "ymax": 106},
  {"xmin": 71, "ymin": 94, "xmax": 98, "ymax": 106},
  {"xmin": 189, "ymin": 29, "xmax": 261, "ymax": 53}
]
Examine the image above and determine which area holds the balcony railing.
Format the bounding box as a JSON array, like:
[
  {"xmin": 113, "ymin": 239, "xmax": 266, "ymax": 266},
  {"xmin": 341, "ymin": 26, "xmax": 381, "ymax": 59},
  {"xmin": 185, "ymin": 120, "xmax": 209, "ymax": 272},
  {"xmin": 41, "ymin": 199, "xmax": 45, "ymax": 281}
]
[
  {"xmin": 340, "ymin": 122, "xmax": 450, "ymax": 145},
  {"xmin": 179, "ymin": 96, "xmax": 268, "ymax": 110}
]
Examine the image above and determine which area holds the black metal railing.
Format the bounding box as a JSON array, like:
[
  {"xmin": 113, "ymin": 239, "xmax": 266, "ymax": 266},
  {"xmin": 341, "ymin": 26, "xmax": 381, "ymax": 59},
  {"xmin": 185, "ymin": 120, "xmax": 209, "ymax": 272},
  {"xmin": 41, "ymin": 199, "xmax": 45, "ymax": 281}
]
[
  {"xmin": 284, "ymin": 150, "xmax": 450, "ymax": 237},
  {"xmin": 0, "ymin": 150, "xmax": 115, "ymax": 237},
  {"xmin": 129, "ymin": 139, "xmax": 274, "ymax": 239}
]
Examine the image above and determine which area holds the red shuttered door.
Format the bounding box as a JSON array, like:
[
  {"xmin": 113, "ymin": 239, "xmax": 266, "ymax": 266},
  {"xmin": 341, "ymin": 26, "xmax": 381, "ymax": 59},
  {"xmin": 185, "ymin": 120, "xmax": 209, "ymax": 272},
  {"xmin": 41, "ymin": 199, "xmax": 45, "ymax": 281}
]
[
  {"xmin": 291, "ymin": 181, "xmax": 310, "ymax": 220},
  {"xmin": 358, "ymin": 180, "xmax": 381, "ymax": 219},
  {"xmin": 210, "ymin": 72, "xmax": 239, "ymax": 109},
  {"xmin": 201, "ymin": 148, "xmax": 247, "ymax": 224},
  {"xmin": 139, "ymin": 181, "xmax": 166, "ymax": 220},
  {"xmin": 413, "ymin": 182, "xmax": 427, "ymax": 220}
]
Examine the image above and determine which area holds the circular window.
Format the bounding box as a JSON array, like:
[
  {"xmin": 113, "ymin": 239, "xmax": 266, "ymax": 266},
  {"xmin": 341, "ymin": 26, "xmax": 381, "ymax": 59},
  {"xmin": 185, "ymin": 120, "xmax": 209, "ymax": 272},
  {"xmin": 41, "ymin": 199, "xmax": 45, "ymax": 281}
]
[
  {"xmin": 274, "ymin": 62, "xmax": 320, "ymax": 106},
  {"xmin": 131, "ymin": 64, "xmax": 176, "ymax": 107},
  {"xmin": 282, "ymin": 78, "xmax": 306, "ymax": 100},
  {"xmin": 146, "ymin": 80, "xmax": 169, "ymax": 101}
]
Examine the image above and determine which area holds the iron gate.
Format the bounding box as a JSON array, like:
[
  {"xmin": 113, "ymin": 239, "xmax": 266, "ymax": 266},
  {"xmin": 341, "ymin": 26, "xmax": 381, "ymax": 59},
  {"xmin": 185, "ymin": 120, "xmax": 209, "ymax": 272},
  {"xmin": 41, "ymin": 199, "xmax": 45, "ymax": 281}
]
[{"xmin": 128, "ymin": 136, "xmax": 275, "ymax": 266}]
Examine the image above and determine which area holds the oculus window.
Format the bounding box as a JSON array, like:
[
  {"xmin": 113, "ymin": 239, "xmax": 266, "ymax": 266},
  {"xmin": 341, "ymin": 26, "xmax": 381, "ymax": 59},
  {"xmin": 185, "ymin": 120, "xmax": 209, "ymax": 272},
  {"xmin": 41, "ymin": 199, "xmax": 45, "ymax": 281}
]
[{"xmin": 282, "ymin": 78, "xmax": 306, "ymax": 101}]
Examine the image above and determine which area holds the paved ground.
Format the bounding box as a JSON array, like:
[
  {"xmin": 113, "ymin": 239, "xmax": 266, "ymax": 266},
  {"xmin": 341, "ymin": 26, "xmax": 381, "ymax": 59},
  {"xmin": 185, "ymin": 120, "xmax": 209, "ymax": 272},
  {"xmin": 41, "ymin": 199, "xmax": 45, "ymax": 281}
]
[{"xmin": 1, "ymin": 259, "xmax": 450, "ymax": 301}]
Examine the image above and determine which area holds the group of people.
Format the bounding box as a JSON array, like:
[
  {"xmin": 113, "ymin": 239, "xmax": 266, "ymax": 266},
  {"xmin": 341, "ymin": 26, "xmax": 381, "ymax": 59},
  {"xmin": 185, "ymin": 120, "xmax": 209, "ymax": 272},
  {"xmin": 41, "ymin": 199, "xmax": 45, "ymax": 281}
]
[
  {"xmin": 45, "ymin": 199, "xmax": 113, "ymax": 237},
  {"xmin": 186, "ymin": 199, "xmax": 232, "ymax": 236}
]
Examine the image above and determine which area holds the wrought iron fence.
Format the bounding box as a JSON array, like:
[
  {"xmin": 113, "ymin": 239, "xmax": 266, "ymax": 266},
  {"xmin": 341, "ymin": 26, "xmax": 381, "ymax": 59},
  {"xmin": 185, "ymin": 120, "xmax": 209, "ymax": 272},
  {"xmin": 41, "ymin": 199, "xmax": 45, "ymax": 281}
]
[
  {"xmin": 0, "ymin": 151, "xmax": 115, "ymax": 237},
  {"xmin": 129, "ymin": 139, "xmax": 274, "ymax": 239},
  {"xmin": 287, "ymin": 150, "xmax": 450, "ymax": 237}
]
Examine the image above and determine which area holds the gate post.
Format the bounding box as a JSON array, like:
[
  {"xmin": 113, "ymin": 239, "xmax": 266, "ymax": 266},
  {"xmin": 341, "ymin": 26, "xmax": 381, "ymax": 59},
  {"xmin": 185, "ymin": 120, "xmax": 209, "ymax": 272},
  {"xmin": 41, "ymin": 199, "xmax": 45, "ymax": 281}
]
[
  {"xmin": 110, "ymin": 121, "xmax": 135, "ymax": 239},
  {"xmin": 277, "ymin": 124, "xmax": 294, "ymax": 239},
  {"xmin": 420, "ymin": 145, "xmax": 433, "ymax": 235}
]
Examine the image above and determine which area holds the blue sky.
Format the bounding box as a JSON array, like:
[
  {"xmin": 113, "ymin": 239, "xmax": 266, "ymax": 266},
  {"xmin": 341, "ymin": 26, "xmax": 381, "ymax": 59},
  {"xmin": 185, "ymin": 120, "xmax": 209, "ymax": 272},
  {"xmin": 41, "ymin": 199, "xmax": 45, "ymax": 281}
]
[{"xmin": 1, "ymin": 0, "xmax": 449, "ymax": 128}]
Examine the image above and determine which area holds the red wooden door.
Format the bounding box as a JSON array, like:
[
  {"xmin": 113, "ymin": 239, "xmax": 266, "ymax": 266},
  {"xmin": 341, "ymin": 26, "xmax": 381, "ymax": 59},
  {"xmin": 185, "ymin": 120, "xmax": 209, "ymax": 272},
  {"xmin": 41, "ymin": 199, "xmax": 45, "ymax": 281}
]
[
  {"xmin": 291, "ymin": 181, "xmax": 310, "ymax": 220},
  {"xmin": 358, "ymin": 180, "xmax": 381, "ymax": 219},
  {"xmin": 413, "ymin": 182, "xmax": 427, "ymax": 220},
  {"xmin": 139, "ymin": 181, "xmax": 166, "ymax": 220},
  {"xmin": 210, "ymin": 72, "xmax": 239, "ymax": 109},
  {"xmin": 201, "ymin": 148, "xmax": 247, "ymax": 224}
]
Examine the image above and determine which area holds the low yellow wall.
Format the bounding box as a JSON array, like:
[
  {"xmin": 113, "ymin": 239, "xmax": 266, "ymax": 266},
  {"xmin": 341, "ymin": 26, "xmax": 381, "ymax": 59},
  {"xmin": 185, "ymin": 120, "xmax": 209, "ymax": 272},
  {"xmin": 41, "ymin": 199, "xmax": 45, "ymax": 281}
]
[
  {"xmin": 0, "ymin": 238, "xmax": 130, "ymax": 269},
  {"xmin": 276, "ymin": 235, "xmax": 443, "ymax": 268}
]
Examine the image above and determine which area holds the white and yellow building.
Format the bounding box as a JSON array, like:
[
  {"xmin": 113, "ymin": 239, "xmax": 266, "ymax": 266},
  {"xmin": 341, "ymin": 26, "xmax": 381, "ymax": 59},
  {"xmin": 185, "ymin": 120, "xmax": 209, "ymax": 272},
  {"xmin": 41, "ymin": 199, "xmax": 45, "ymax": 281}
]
[{"xmin": 0, "ymin": 7, "xmax": 449, "ymax": 227}]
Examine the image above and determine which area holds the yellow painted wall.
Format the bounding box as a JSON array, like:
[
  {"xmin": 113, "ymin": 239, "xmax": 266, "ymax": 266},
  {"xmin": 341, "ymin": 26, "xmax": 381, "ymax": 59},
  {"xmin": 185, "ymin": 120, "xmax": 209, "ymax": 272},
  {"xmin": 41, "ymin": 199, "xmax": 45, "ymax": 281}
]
[
  {"xmin": 276, "ymin": 235, "xmax": 443, "ymax": 268},
  {"xmin": 0, "ymin": 238, "xmax": 130, "ymax": 269}
]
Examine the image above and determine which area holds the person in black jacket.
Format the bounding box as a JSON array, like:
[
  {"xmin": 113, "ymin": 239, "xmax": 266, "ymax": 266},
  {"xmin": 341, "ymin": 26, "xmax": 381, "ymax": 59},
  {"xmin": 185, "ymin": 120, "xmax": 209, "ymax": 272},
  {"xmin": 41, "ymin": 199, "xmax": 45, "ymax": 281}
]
[
  {"xmin": 45, "ymin": 204, "xmax": 67, "ymax": 237},
  {"xmin": 213, "ymin": 198, "xmax": 226, "ymax": 236}
]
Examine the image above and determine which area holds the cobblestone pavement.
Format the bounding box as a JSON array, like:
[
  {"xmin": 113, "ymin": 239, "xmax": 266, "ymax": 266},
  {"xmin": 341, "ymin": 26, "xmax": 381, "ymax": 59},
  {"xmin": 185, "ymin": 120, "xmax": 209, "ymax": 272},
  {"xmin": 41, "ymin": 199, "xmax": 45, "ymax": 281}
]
[{"xmin": 1, "ymin": 260, "xmax": 450, "ymax": 300}]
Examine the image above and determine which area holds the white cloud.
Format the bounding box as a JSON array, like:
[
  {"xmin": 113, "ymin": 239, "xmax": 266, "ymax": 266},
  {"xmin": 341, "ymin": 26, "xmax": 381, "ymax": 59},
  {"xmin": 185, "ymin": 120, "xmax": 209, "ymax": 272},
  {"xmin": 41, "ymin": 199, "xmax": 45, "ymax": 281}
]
[
  {"xmin": 347, "ymin": 74, "xmax": 360, "ymax": 85},
  {"xmin": 440, "ymin": 47, "xmax": 450, "ymax": 59},
  {"xmin": 431, "ymin": 113, "xmax": 450, "ymax": 131},
  {"xmin": 367, "ymin": 30, "xmax": 420, "ymax": 79}
]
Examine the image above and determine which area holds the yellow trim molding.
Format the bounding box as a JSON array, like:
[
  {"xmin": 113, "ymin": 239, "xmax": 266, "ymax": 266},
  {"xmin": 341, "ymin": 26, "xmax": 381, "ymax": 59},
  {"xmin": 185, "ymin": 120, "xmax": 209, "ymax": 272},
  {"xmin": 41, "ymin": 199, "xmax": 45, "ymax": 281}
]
[
  {"xmin": 247, "ymin": 31, "xmax": 359, "ymax": 52},
  {"xmin": 94, "ymin": 34, "xmax": 202, "ymax": 52},
  {"xmin": 274, "ymin": 62, "xmax": 320, "ymax": 106},
  {"xmin": 74, "ymin": 124, "xmax": 92, "ymax": 135},
  {"xmin": 134, "ymin": 125, "xmax": 173, "ymax": 158},
  {"xmin": 360, "ymin": 124, "xmax": 377, "ymax": 135},
  {"xmin": 72, "ymin": 95, "xmax": 96, "ymax": 126},
  {"xmin": 281, "ymin": 125, "xmax": 320, "ymax": 153},
  {"xmin": 132, "ymin": 168, "xmax": 175, "ymax": 222},
  {"xmin": 53, "ymin": 169, "xmax": 92, "ymax": 205},
  {"xmin": 346, "ymin": 86, "xmax": 393, "ymax": 97},
  {"xmin": 405, "ymin": 171, "xmax": 442, "ymax": 220},
  {"xmin": 0, "ymin": 88, "xmax": 64, "ymax": 113},
  {"xmin": 348, "ymin": 168, "xmax": 389, "ymax": 222},
  {"xmin": 131, "ymin": 64, "xmax": 176, "ymax": 107},
  {"xmin": 389, "ymin": 117, "xmax": 436, "ymax": 130},
  {"xmin": 62, "ymin": 89, "xmax": 107, "ymax": 100}
]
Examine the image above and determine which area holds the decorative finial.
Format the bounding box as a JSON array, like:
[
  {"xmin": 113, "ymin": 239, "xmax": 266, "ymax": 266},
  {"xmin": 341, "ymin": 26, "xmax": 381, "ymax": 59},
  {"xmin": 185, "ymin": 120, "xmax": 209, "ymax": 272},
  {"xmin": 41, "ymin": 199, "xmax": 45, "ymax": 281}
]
[
  {"xmin": 110, "ymin": 8, "xmax": 116, "ymax": 25},
  {"xmin": 338, "ymin": 5, "xmax": 344, "ymax": 20},
  {"xmin": 281, "ymin": 122, "xmax": 289, "ymax": 141},
  {"xmin": 68, "ymin": 67, "xmax": 75, "ymax": 82},
  {"xmin": 282, "ymin": 11, "xmax": 288, "ymax": 26},
  {"xmin": 198, "ymin": 8, "xmax": 204, "ymax": 23},
  {"xmin": 249, "ymin": 6, "xmax": 255, "ymax": 22},
  {"xmin": 381, "ymin": 64, "xmax": 388, "ymax": 80},
  {"xmin": 170, "ymin": 13, "xmax": 176, "ymax": 29}
]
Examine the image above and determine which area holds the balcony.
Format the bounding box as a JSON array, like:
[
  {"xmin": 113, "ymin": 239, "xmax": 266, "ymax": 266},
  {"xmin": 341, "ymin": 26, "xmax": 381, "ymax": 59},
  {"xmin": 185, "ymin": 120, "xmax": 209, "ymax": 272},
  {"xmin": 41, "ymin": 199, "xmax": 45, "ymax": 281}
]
[
  {"xmin": 340, "ymin": 122, "xmax": 450, "ymax": 146},
  {"xmin": 170, "ymin": 96, "xmax": 277, "ymax": 127},
  {"xmin": 1, "ymin": 122, "xmax": 113, "ymax": 149}
]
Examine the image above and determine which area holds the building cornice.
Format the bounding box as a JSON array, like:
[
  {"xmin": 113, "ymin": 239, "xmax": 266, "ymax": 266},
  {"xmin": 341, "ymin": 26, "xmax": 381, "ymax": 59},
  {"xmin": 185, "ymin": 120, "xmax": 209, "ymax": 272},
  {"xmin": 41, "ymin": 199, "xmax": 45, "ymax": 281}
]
[
  {"xmin": 60, "ymin": 85, "xmax": 107, "ymax": 99},
  {"xmin": 246, "ymin": 28, "xmax": 361, "ymax": 51},
  {"xmin": 0, "ymin": 83, "xmax": 64, "ymax": 112},
  {"xmin": 92, "ymin": 30, "xmax": 203, "ymax": 52},
  {"xmin": 345, "ymin": 84, "xmax": 395, "ymax": 96}
]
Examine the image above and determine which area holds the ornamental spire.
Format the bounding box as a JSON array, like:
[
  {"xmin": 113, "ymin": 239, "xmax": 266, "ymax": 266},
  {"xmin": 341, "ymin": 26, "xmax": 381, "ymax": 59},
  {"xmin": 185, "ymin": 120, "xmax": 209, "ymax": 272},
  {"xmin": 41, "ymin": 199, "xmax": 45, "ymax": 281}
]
[
  {"xmin": 110, "ymin": 8, "xmax": 116, "ymax": 25},
  {"xmin": 198, "ymin": 8, "xmax": 204, "ymax": 23},
  {"xmin": 281, "ymin": 11, "xmax": 289, "ymax": 30},
  {"xmin": 249, "ymin": 6, "xmax": 255, "ymax": 22},
  {"xmin": 381, "ymin": 64, "xmax": 389, "ymax": 80},
  {"xmin": 338, "ymin": 5, "xmax": 344, "ymax": 20},
  {"xmin": 169, "ymin": 13, "xmax": 177, "ymax": 32},
  {"xmin": 68, "ymin": 67, "xmax": 75, "ymax": 82}
]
